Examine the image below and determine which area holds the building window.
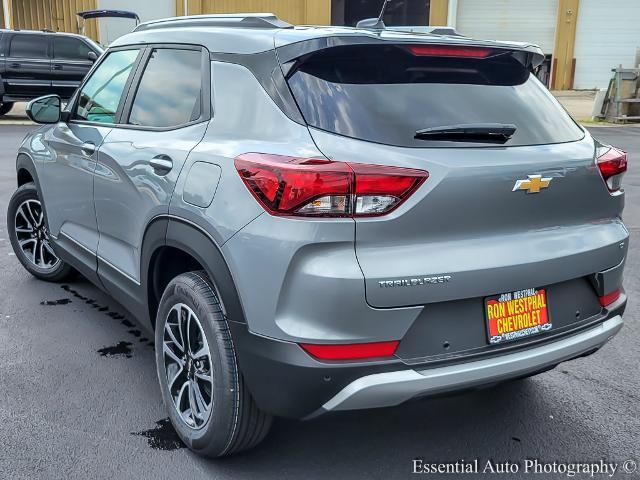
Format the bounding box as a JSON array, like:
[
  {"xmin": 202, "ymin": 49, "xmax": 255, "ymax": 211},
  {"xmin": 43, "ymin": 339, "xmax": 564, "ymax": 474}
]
[{"xmin": 332, "ymin": 0, "xmax": 430, "ymax": 27}]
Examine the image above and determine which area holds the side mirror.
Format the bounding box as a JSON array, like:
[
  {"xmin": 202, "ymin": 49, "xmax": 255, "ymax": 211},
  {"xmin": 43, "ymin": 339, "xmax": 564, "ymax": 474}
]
[
  {"xmin": 88, "ymin": 51, "xmax": 98, "ymax": 62},
  {"xmin": 26, "ymin": 95, "xmax": 62, "ymax": 124}
]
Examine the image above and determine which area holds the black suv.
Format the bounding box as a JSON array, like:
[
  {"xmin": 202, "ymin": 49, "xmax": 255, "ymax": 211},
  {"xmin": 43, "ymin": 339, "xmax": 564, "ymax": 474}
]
[{"xmin": 0, "ymin": 29, "xmax": 103, "ymax": 115}]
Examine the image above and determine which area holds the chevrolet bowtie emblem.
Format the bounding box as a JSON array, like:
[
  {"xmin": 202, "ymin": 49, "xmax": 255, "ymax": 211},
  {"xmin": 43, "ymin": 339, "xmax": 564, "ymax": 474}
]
[{"xmin": 512, "ymin": 175, "xmax": 552, "ymax": 194}]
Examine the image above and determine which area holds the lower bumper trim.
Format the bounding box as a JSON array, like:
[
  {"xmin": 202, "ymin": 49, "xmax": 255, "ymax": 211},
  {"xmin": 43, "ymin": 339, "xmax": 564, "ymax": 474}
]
[{"xmin": 317, "ymin": 315, "xmax": 623, "ymax": 414}]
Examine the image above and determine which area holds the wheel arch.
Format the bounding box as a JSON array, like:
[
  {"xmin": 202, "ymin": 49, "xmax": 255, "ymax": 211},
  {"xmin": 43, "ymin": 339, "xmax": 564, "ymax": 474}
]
[
  {"xmin": 16, "ymin": 153, "xmax": 39, "ymax": 188},
  {"xmin": 15, "ymin": 153, "xmax": 52, "ymax": 229},
  {"xmin": 142, "ymin": 216, "xmax": 247, "ymax": 331}
]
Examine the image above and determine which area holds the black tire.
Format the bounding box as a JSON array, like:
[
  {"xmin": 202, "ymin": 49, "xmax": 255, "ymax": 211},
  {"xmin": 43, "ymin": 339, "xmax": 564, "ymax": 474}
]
[
  {"xmin": 0, "ymin": 101, "xmax": 14, "ymax": 116},
  {"xmin": 155, "ymin": 271, "xmax": 273, "ymax": 458},
  {"xmin": 7, "ymin": 183, "xmax": 75, "ymax": 282}
]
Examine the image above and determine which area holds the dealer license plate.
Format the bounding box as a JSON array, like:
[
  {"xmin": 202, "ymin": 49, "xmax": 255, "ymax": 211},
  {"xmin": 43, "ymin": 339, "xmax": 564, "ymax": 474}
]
[{"xmin": 485, "ymin": 288, "xmax": 552, "ymax": 345}]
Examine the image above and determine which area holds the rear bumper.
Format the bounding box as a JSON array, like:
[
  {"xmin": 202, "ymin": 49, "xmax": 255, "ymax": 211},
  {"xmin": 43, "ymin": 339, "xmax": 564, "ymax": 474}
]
[
  {"xmin": 315, "ymin": 315, "xmax": 622, "ymax": 415},
  {"xmin": 230, "ymin": 299, "xmax": 625, "ymax": 419}
]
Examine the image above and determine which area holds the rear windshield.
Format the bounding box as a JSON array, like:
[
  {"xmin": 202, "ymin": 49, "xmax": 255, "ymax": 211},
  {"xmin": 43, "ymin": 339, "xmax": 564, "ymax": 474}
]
[{"xmin": 286, "ymin": 45, "xmax": 584, "ymax": 148}]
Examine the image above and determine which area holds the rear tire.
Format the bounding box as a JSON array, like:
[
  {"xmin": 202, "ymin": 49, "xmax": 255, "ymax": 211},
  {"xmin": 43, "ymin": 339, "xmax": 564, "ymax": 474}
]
[
  {"xmin": 7, "ymin": 183, "xmax": 75, "ymax": 282},
  {"xmin": 0, "ymin": 102, "xmax": 14, "ymax": 116},
  {"xmin": 155, "ymin": 271, "xmax": 273, "ymax": 458}
]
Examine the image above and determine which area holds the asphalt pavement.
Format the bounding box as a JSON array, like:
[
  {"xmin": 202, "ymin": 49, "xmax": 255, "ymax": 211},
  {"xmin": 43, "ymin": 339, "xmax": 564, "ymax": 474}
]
[{"xmin": 0, "ymin": 124, "xmax": 638, "ymax": 479}]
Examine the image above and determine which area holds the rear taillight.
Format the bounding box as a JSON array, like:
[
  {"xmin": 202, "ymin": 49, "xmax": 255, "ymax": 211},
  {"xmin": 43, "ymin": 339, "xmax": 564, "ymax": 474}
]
[
  {"xmin": 598, "ymin": 288, "xmax": 622, "ymax": 307},
  {"xmin": 596, "ymin": 146, "xmax": 627, "ymax": 193},
  {"xmin": 299, "ymin": 341, "xmax": 400, "ymax": 361},
  {"xmin": 234, "ymin": 153, "xmax": 428, "ymax": 217},
  {"xmin": 406, "ymin": 44, "xmax": 494, "ymax": 58}
]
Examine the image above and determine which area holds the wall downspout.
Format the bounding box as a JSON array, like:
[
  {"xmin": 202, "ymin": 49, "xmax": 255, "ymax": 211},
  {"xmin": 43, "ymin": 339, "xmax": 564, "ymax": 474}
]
[
  {"xmin": 2, "ymin": 0, "xmax": 11, "ymax": 29},
  {"xmin": 447, "ymin": 0, "xmax": 458, "ymax": 28}
]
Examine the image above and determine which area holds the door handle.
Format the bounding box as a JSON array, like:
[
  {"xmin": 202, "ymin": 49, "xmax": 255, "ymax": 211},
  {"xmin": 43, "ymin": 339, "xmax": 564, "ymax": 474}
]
[
  {"xmin": 81, "ymin": 142, "xmax": 96, "ymax": 155},
  {"xmin": 53, "ymin": 64, "xmax": 63, "ymax": 70},
  {"xmin": 9, "ymin": 63, "xmax": 20, "ymax": 68},
  {"xmin": 149, "ymin": 155, "xmax": 173, "ymax": 175}
]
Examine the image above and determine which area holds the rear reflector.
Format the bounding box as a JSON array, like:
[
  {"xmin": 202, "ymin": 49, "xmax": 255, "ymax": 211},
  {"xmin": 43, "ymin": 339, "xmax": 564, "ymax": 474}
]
[
  {"xmin": 598, "ymin": 289, "xmax": 622, "ymax": 307},
  {"xmin": 300, "ymin": 341, "xmax": 400, "ymax": 360},
  {"xmin": 235, "ymin": 153, "xmax": 428, "ymax": 217},
  {"xmin": 596, "ymin": 146, "xmax": 627, "ymax": 193},
  {"xmin": 407, "ymin": 44, "xmax": 494, "ymax": 58}
]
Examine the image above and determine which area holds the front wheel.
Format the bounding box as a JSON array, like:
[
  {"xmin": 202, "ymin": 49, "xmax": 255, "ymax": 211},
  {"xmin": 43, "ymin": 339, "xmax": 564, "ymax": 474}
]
[
  {"xmin": 155, "ymin": 271, "xmax": 272, "ymax": 457},
  {"xmin": 7, "ymin": 183, "xmax": 75, "ymax": 282}
]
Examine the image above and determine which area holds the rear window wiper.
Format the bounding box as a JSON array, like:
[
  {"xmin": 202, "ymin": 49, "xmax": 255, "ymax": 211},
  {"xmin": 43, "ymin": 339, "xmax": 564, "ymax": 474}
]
[{"xmin": 414, "ymin": 123, "xmax": 517, "ymax": 143}]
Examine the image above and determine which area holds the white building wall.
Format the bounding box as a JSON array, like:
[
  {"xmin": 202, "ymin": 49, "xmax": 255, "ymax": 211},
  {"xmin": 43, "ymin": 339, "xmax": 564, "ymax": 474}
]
[
  {"xmin": 96, "ymin": 0, "xmax": 175, "ymax": 45},
  {"xmin": 573, "ymin": 0, "xmax": 640, "ymax": 90},
  {"xmin": 455, "ymin": 0, "xmax": 559, "ymax": 54}
]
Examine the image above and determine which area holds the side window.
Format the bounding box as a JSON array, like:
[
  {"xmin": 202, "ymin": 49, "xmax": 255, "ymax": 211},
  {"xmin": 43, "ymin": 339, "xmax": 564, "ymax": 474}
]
[
  {"xmin": 128, "ymin": 48, "xmax": 203, "ymax": 128},
  {"xmin": 9, "ymin": 35, "xmax": 48, "ymax": 59},
  {"xmin": 54, "ymin": 37, "xmax": 92, "ymax": 61},
  {"xmin": 73, "ymin": 49, "xmax": 139, "ymax": 124}
]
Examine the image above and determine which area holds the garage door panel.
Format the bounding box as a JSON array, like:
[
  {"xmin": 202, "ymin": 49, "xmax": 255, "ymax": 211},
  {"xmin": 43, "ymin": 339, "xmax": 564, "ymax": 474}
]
[
  {"xmin": 574, "ymin": 0, "xmax": 640, "ymax": 89},
  {"xmin": 456, "ymin": 0, "xmax": 558, "ymax": 54}
]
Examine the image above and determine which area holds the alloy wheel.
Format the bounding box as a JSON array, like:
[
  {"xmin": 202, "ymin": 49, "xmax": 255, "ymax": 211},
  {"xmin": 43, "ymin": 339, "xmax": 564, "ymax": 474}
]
[
  {"xmin": 14, "ymin": 199, "xmax": 60, "ymax": 270},
  {"xmin": 163, "ymin": 303, "xmax": 214, "ymax": 429}
]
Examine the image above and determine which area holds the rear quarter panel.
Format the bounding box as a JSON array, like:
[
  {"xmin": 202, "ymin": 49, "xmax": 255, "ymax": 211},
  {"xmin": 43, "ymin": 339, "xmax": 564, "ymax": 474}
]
[{"xmin": 169, "ymin": 60, "xmax": 423, "ymax": 342}]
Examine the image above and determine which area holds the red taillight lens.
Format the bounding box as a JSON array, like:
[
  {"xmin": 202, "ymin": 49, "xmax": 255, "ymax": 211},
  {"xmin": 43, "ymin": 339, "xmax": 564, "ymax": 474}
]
[
  {"xmin": 598, "ymin": 288, "xmax": 622, "ymax": 307},
  {"xmin": 234, "ymin": 153, "xmax": 352, "ymax": 215},
  {"xmin": 235, "ymin": 153, "xmax": 428, "ymax": 217},
  {"xmin": 407, "ymin": 44, "xmax": 494, "ymax": 58},
  {"xmin": 300, "ymin": 341, "xmax": 400, "ymax": 360},
  {"xmin": 597, "ymin": 146, "xmax": 627, "ymax": 193}
]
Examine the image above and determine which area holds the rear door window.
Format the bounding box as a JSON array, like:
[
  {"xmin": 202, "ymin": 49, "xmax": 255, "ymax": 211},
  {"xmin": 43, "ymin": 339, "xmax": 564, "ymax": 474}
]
[
  {"xmin": 8, "ymin": 34, "xmax": 48, "ymax": 59},
  {"xmin": 73, "ymin": 49, "xmax": 140, "ymax": 124},
  {"xmin": 127, "ymin": 48, "xmax": 203, "ymax": 128},
  {"xmin": 287, "ymin": 44, "xmax": 584, "ymax": 148},
  {"xmin": 54, "ymin": 37, "xmax": 92, "ymax": 61}
]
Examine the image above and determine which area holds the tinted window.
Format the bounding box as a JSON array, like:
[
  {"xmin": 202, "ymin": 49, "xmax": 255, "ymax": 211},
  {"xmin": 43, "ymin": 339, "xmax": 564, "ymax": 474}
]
[
  {"xmin": 74, "ymin": 49, "xmax": 139, "ymax": 124},
  {"xmin": 287, "ymin": 45, "xmax": 584, "ymax": 148},
  {"xmin": 54, "ymin": 37, "xmax": 92, "ymax": 60},
  {"xmin": 9, "ymin": 34, "xmax": 48, "ymax": 59},
  {"xmin": 128, "ymin": 49, "xmax": 203, "ymax": 128}
]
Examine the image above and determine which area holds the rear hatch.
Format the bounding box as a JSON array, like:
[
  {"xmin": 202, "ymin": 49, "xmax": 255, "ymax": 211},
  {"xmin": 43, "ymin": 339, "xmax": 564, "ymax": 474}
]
[{"xmin": 282, "ymin": 38, "xmax": 627, "ymax": 311}]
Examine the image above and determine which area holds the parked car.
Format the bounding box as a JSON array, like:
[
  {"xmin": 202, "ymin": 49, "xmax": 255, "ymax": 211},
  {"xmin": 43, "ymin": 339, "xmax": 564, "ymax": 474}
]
[
  {"xmin": 0, "ymin": 29, "xmax": 103, "ymax": 115},
  {"xmin": 7, "ymin": 14, "xmax": 628, "ymax": 458}
]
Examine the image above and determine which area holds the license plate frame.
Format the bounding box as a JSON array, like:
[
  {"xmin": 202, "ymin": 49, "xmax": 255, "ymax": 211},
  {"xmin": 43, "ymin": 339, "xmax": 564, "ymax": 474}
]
[{"xmin": 485, "ymin": 287, "xmax": 552, "ymax": 345}]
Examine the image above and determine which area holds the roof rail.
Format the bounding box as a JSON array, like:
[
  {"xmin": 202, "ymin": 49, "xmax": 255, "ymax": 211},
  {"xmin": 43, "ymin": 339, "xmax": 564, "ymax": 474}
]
[{"xmin": 134, "ymin": 13, "xmax": 293, "ymax": 32}]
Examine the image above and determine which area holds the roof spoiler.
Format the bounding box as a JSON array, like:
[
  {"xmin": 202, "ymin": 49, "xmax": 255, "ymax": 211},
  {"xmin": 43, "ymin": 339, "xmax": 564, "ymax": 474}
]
[
  {"xmin": 76, "ymin": 10, "xmax": 140, "ymax": 39},
  {"xmin": 386, "ymin": 26, "xmax": 462, "ymax": 36},
  {"xmin": 77, "ymin": 10, "xmax": 140, "ymax": 22},
  {"xmin": 277, "ymin": 36, "xmax": 546, "ymax": 75}
]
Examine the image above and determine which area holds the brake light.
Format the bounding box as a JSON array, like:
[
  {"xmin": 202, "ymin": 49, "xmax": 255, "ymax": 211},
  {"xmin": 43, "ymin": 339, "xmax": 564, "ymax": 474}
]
[
  {"xmin": 598, "ymin": 288, "xmax": 621, "ymax": 307},
  {"xmin": 407, "ymin": 45, "xmax": 494, "ymax": 58},
  {"xmin": 299, "ymin": 341, "xmax": 400, "ymax": 360},
  {"xmin": 597, "ymin": 146, "xmax": 627, "ymax": 193},
  {"xmin": 234, "ymin": 153, "xmax": 428, "ymax": 217}
]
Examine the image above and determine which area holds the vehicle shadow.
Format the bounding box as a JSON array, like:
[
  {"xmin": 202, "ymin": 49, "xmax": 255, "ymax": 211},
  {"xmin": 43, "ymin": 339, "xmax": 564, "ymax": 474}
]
[{"xmin": 197, "ymin": 377, "xmax": 610, "ymax": 478}]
